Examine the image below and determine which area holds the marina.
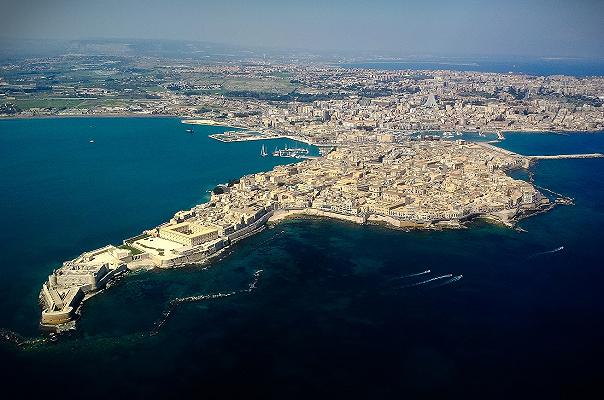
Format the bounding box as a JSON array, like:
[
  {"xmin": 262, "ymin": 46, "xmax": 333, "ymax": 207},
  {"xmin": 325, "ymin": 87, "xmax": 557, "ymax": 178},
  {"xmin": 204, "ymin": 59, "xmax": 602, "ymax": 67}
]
[
  {"xmin": 271, "ymin": 145, "xmax": 312, "ymax": 159},
  {"xmin": 208, "ymin": 130, "xmax": 283, "ymax": 142}
]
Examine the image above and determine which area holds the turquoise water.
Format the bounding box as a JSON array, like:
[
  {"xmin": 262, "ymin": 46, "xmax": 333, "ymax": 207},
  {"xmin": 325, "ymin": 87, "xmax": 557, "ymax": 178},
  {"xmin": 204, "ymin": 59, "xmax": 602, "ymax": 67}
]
[
  {"xmin": 1, "ymin": 120, "xmax": 604, "ymax": 398},
  {"xmin": 0, "ymin": 117, "xmax": 312, "ymax": 336}
]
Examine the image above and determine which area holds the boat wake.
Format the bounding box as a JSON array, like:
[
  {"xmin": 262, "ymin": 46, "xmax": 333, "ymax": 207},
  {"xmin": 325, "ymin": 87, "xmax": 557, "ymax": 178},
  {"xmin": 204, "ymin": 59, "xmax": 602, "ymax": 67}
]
[
  {"xmin": 150, "ymin": 269, "xmax": 263, "ymax": 335},
  {"xmin": 529, "ymin": 246, "xmax": 564, "ymax": 258},
  {"xmin": 400, "ymin": 274, "xmax": 452, "ymax": 288},
  {"xmin": 246, "ymin": 269, "xmax": 263, "ymax": 292},
  {"xmin": 430, "ymin": 274, "xmax": 463, "ymax": 288},
  {"xmin": 390, "ymin": 269, "xmax": 431, "ymax": 281}
]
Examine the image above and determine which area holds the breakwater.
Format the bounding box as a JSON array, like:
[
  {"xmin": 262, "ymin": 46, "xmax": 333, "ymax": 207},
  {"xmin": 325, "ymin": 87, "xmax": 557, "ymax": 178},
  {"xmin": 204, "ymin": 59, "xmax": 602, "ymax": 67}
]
[{"xmin": 528, "ymin": 153, "xmax": 604, "ymax": 160}]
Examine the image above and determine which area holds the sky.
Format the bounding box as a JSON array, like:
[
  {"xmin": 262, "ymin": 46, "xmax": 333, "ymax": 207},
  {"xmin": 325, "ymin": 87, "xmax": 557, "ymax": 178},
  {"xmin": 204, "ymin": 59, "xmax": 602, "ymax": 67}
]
[{"xmin": 1, "ymin": 0, "xmax": 603, "ymax": 58}]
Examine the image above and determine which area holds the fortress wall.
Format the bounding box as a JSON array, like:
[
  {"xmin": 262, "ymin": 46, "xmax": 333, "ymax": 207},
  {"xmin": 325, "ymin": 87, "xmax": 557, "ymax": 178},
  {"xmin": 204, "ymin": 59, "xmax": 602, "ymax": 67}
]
[
  {"xmin": 228, "ymin": 210, "xmax": 273, "ymax": 242},
  {"xmin": 96, "ymin": 264, "xmax": 127, "ymax": 288},
  {"xmin": 270, "ymin": 208, "xmax": 366, "ymax": 224},
  {"xmin": 63, "ymin": 287, "xmax": 84, "ymax": 309},
  {"xmin": 367, "ymin": 214, "xmax": 404, "ymax": 227},
  {"xmin": 304, "ymin": 209, "xmax": 366, "ymax": 224},
  {"xmin": 41, "ymin": 307, "xmax": 74, "ymax": 325},
  {"xmin": 42, "ymin": 283, "xmax": 58, "ymax": 310}
]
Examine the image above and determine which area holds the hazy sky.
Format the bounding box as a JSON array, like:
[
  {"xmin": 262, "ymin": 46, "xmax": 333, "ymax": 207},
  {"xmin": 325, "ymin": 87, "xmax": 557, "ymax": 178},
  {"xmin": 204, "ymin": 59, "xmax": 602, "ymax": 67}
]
[{"xmin": 1, "ymin": 0, "xmax": 603, "ymax": 58}]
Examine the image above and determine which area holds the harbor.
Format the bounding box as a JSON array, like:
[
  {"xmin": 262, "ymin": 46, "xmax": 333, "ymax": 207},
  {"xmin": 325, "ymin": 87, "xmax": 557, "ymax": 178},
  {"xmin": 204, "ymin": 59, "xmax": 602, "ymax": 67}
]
[
  {"xmin": 271, "ymin": 145, "xmax": 315, "ymax": 159},
  {"xmin": 208, "ymin": 130, "xmax": 284, "ymax": 142}
]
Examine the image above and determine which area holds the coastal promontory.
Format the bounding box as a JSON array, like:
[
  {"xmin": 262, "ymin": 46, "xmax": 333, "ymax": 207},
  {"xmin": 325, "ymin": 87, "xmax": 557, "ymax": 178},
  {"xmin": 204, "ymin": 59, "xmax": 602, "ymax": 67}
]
[{"xmin": 39, "ymin": 139, "xmax": 552, "ymax": 329}]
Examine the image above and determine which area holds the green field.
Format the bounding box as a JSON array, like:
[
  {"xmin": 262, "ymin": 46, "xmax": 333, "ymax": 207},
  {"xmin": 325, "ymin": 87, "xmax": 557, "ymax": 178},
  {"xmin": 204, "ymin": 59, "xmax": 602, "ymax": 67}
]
[
  {"xmin": 118, "ymin": 244, "xmax": 144, "ymax": 255},
  {"xmin": 12, "ymin": 97, "xmax": 128, "ymax": 110}
]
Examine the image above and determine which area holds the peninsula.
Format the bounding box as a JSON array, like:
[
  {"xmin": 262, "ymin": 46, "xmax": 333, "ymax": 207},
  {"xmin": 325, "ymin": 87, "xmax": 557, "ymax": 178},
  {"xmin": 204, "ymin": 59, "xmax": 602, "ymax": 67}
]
[{"xmin": 40, "ymin": 138, "xmax": 556, "ymax": 329}]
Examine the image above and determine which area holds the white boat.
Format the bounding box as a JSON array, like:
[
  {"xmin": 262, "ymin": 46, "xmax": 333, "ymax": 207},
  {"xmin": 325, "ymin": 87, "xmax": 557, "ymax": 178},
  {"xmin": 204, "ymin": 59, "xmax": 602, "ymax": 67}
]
[
  {"xmin": 89, "ymin": 139, "xmax": 95, "ymax": 143},
  {"xmin": 260, "ymin": 144, "xmax": 268, "ymax": 157}
]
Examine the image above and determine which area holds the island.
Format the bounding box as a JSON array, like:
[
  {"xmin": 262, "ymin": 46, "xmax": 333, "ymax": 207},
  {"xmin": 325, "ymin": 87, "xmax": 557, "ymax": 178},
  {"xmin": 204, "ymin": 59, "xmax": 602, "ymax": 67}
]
[{"xmin": 40, "ymin": 138, "xmax": 565, "ymax": 329}]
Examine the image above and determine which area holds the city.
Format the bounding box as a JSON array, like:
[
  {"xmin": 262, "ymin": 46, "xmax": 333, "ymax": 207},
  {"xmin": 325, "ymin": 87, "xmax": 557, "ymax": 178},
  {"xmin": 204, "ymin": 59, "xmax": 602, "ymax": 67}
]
[
  {"xmin": 1, "ymin": 55, "xmax": 603, "ymax": 140},
  {"xmin": 1, "ymin": 0, "xmax": 604, "ymax": 398}
]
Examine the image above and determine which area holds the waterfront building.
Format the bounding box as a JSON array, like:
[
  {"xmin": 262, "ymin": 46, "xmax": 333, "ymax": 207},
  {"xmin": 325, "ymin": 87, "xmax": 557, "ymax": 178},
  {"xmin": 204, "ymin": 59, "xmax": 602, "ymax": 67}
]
[{"xmin": 159, "ymin": 222, "xmax": 219, "ymax": 246}]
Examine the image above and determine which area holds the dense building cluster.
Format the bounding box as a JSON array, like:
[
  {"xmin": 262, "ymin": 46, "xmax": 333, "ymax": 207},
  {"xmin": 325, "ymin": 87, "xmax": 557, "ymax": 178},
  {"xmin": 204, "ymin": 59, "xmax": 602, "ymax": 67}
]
[
  {"xmin": 213, "ymin": 140, "xmax": 540, "ymax": 225},
  {"xmin": 2, "ymin": 56, "xmax": 603, "ymax": 138}
]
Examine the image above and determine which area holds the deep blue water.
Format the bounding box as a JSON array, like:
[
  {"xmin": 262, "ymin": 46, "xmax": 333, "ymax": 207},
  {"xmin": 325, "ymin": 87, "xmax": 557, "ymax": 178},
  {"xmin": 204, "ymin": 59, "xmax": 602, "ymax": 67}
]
[
  {"xmin": 499, "ymin": 131, "xmax": 604, "ymax": 155},
  {"xmin": 1, "ymin": 120, "xmax": 604, "ymax": 398},
  {"xmin": 341, "ymin": 58, "xmax": 604, "ymax": 76}
]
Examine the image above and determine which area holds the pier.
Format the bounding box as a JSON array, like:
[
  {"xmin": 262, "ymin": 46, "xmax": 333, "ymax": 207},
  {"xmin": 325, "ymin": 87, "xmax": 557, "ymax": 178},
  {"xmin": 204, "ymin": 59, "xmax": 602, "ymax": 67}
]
[
  {"xmin": 534, "ymin": 184, "xmax": 575, "ymax": 205},
  {"xmin": 528, "ymin": 153, "xmax": 604, "ymax": 160},
  {"xmin": 476, "ymin": 142, "xmax": 520, "ymax": 156}
]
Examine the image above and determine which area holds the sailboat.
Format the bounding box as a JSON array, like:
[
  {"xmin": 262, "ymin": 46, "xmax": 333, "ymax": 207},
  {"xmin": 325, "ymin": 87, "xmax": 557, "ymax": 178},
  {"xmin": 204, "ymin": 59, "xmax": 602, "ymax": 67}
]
[{"xmin": 260, "ymin": 144, "xmax": 268, "ymax": 157}]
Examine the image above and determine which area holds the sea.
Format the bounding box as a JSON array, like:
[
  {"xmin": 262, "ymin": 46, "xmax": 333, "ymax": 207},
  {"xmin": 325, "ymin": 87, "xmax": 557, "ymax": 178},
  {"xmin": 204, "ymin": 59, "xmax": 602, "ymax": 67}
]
[
  {"xmin": 1, "ymin": 117, "xmax": 603, "ymax": 398},
  {"xmin": 340, "ymin": 58, "xmax": 604, "ymax": 77}
]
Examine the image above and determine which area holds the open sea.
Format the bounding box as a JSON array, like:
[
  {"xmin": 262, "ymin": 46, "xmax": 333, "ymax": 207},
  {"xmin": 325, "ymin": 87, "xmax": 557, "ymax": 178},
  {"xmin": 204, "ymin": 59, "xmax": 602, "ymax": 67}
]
[
  {"xmin": 1, "ymin": 118, "xmax": 603, "ymax": 398},
  {"xmin": 340, "ymin": 58, "xmax": 604, "ymax": 77}
]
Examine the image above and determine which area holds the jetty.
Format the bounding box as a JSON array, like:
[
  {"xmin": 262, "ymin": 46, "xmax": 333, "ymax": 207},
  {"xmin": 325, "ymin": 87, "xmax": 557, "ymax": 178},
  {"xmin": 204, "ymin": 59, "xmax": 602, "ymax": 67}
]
[{"xmin": 528, "ymin": 153, "xmax": 604, "ymax": 160}]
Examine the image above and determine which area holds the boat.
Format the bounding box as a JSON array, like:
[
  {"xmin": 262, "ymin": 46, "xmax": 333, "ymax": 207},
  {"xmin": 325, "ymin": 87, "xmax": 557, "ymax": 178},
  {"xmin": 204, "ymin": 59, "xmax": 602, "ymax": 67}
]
[
  {"xmin": 186, "ymin": 128, "xmax": 194, "ymax": 133},
  {"xmin": 89, "ymin": 139, "xmax": 95, "ymax": 143},
  {"xmin": 260, "ymin": 144, "xmax": 268, "ymax": 157}
]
